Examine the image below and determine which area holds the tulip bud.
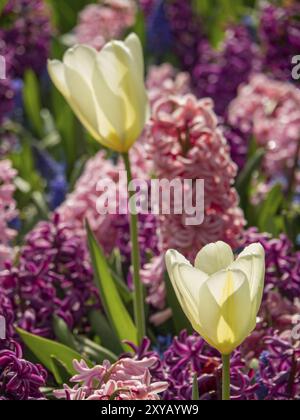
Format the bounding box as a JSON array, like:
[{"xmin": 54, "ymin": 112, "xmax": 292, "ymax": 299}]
[
  {"xmin": 165, "ymin": 241, "xmax": 265, "ymax": 355},
  {"xmin": 48, "ymin": 33, "xmax": 149, "ymax": 153}
]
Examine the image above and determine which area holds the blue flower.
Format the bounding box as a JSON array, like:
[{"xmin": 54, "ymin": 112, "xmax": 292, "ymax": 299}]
[{"xmin": 147, "ymin": 0, "xmax": 172, "ymax": 58}]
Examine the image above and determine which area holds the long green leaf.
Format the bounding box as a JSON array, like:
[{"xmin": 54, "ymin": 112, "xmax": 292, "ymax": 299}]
[
  {"xmin": 53, "ymin": 315, "xmax": 77, "ymax": 350},
  {"xmin": 89, "ymin": 309, "xmax": 123, "ymax": 355},
  {"xmin": 86, "ymin": 222, "xmax": 138, "ymax": 350},
  {"xmin": 258, "ymin": 184, "xmax": 284, "ymax": 233},
  {"xmin": 23, "ymin": 70, "xmax": 43, "ymax": 137},
  {"xmin": 17, "ymin": 328, "xmax": 91, "ymax": 384},
  {"xmin": 236, "ymin": 148, "xmax": 265, "ymax": 209}
]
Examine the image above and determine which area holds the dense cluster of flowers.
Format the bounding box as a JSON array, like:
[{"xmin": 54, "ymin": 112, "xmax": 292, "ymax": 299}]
[
  {"xmin": 55, "ymin": 357, "xmax": 168, "ymax": 400},
  {"xmin": 1, "ymin": 0, "xmax": 300, "ymax": 402},
  {"xmin": 0, "ymin": 0, "xmax": 52, "ymax": 77},
  {"xmin": 0, "ymin": 160, "xmax": 18, "ymax": 270},
  {"xmin": 259, "ymin": 2, "xmax": 300, "ymax": 82},
  {"xmin": 0, "ymin": 286, "xmax": 47, "ymax": 400},
  {"xmin": 229, "ymin": 74, "xmax": 300, "ymax": 183},
  {"xmin": 243, "ymin": 228, "xmax": 300, "ymax": 301},
  {"xmin": 74, "ymin": 0, "xmax": 136, "ymax": 51},
  {"xmin": 0, "ymin": 214, "xmax": 99, "ymax": 338},
  {"xmin": 166, "ymin": 0, "xmax": 259, "ymax": 117},
  {"xmin": 147, "ymin": 93, "xmax": 245, "ymax": 261},
  {"xmin": 0, "ymin": 78, "xmax": 15, "ymax": 123}
]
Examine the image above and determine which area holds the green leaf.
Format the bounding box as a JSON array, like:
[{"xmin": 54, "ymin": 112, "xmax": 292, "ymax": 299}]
[
  {"xmin": 50, "ymin": 357, "xmax": 72, "ymax": 385},
  {"xmin": 0, "ymin": 0, "xmax": 8, "ymax": 13},
  {"xmin": 89, "ymin": 309, "xmax": 123, "ymax": 355},
  {"xmin": 23, "ymin": 70, "xmax": 43, "ymax": 137},
  {"xmin": 76, "ymin": 336, "xmax": 118, "ymax": 364},
  {"xmin": 17, "ymin": 328, "xmax": 91, "ymax": 384},
  {"xmin": 192, "ymin": 373, "xmax": 199, "ymax": 401},
  {"xmin": 236, "ymin": 148, "xmax": 265, "ymax": 209},
  {"xmin": 86, "ymin": 222, "xmax": 138, "ymax": 350},
  {"xmin": 258, "ymin": 184, "xmax": 284, "ymax": 233},
  {"xmin": 165, "ymin": 272, "xmax": 193, "ymax": 335},
  {"xmin": 53, "ymin": 315, "xmax": 77, "ymax": 350}
]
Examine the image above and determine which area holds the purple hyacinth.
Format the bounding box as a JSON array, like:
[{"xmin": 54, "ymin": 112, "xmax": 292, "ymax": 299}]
[
  {"xmin": 166, "ymin": 0, "xmax": 203, "ymax": 72},
  {"xmin": 0, "ymin": 341, "xmax": 47, "ymax": 400},
  {"xmin": 222, "ymin": 124, "xmax": 250, "ymax": 171},
  {"xmin": 130, "ymin": 333, "xmax": 258, "ymax": 400},
  {"xmin": 0, "ymin": 288, "xmax": 47, "ymax": 400},
  {"xmin": 256, "ymin": 333, "xmax": 300, "ymax": 400},
  {"xmin": 192, "ymin": 26, "xmax": 259, "ymax": 117},
  {"xmin": 0, "ymin": 213, "xmax": 99, "ymax": 338},
  {"xmin": 259, "ymin": 2, "xmax": 300, "ymax": 83},
  {"xmin": 0, "ymin": 0, "xmax": 52, "ymax": 78},
  {"xmin": 243, "ymin": 228, "xmax": 300, "ymax": 301},
  {"xmin": 161, "ymin": 331, "xmax": 258, "ymax": 400},
  {"xmin": 0, "ymin": 79, "xmax": 15, "ymax": 123}
]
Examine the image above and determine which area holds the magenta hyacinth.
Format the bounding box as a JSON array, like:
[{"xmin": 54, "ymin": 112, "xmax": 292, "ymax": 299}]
[
  {"xmin": 0, "ymin": 0, "xmax": 52, "ymax": 77},
  {"xmin": 0, "ymin": 288, "xmax": 47, "ymax": 400},
  {"xmin": 0, "ymin": 159, "xmax": 18, "ymax": 270},
  {"xmin": 0, "ymin": 341, "xmax": 47, "ymax": 400},
  {"xmin": 242, "ymin": 228, "xmax": 300, "ymax": 301},
  {"xmin": 0, "ymin": 214, "xmax": 99, "ymax": 338},
  {"xmin": 259, "ymin": 2, "xmax": 300, "ymax": 83}
]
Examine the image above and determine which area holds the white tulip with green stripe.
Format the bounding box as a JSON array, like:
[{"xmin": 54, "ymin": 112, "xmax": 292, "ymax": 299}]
[
  {"xmin": 48, "ymin": 33, "xmax": 149, "ymax": 153},
  {"xmin": 165, "ymin": 241, "xmax": 265, "ymax": 356}
]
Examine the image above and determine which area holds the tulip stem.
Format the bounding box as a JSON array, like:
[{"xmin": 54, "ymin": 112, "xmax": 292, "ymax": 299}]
[
  {"xmin": 222, "ymin": 354, "xmax": 231, "ymax": 401},
  {"xmin": 122, "ymin": 152, "xmax": 146, "ymax": 344}
]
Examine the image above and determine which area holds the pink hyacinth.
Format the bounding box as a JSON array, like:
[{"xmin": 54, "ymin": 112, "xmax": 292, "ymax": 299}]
[
  {"xmin": 75, "ymin": 0, "xmax": 136, "ymax": 51},
  {"xmin": 229, "ymin": 74, "xmax": 300, "ymax": 177},
  {"xmin": 58, "ymin": 146, "xmax": 150, "ymax": 255},
  {"xmin": 146, "ymin": 94, "xmax": 245, "ymax": 261},
  {"xmin": 54, "ymin": 357, "xmax": 168, "ymax": 400},
  {"xmin": 0, "ymin": 160, "xmax": 18, "ymax": 269},
  {"xmin": 146, "ymin": 64, "xmax": 191, "ymax": 108}
]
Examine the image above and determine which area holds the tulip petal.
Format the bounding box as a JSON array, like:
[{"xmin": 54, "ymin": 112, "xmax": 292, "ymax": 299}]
[
  {"xmin": 125, "ymin": 33, "xmax": 144, "ymax": 80},
  {"xmin": 47, "ymin": 60, "xmax": 70, "ymax": 99},
  {"xmin": 61, "ymin": 46, "xmax": 113, "ymax": 145},
  {"xmin": 94, "ymin": 42, "xmax": 129, "ymax": 147},
  {"xmin": 165, "ymin": 250, "xmax": 200, "ymax": 330},
  {"xmin": 176, "ymin": 263, "xmax": 209, "ymax": 319},
  {"xmin": 99, "ymin": 39, "xmax": 148, "ymax": 151},
  {"xmin": 205, "ymin": 269, "xmax": 252, "ymax": 354},
  {"xmin": 231, "ymin": 243, "xmax": 265, "ymax": 314},
  {"xmin": 194, "ymin": 242, "xmax": 234, "ymax": 275}
]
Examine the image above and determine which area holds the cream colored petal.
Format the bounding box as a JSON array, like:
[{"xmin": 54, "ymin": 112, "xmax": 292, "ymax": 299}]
[
  {"xmin": 205, "ymin": 269, "xmax": 253, "ymax": 354},
  {"xmin": 47, "ymin": 60, "xmax": 70, "ymax": 99},
  {"xmin": 94, "ymin": 43, "xmax": 128, "ymax": 144},
  {"xmin": 165, "ymin": 250, "xmax": 199, "ymax": 330},
  {"xmin": 63, "ymin": 44, "xmax": 97, "ymax": 84},
  {"xmin": 99, "ymin": 39, "xmax": 148, "ymax": 151},
  {"xmin": 194, "ymin": 242, "xmax": 234, "ymax": 275},
  {"xmin": 176, "ymin": 263, "xmax": 209, "ymax": 318},
  {"xmin": 233, "ymin": 243, "xmax": 265, "ymax": 314},
  {"xmin": 125, "ymin": 33, "xmax": 144, "ymax": 78}
]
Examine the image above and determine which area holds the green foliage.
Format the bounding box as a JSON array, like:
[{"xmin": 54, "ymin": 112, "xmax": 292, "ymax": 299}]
[
  {"xmin": 86, "ymin": 222, "xmax": 138, "ymax": 351},
  {"xmin": 17, "ymin": 328, "xmax": 92, "ymax": 385}
]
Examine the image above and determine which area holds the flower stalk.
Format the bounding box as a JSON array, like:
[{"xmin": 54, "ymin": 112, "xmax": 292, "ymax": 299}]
[
  {"xmin": 222, "ymin": 354, "xmax": 231, "ymax": 401},
  {"xmin": 123, "ymin": 152, "xmax": 146, "ymax": 343}
]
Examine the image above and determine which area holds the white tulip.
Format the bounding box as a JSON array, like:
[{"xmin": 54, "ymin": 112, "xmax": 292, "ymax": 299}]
[
  {"xmin": 48, "ymin": 33, "xmax": 149, "ymax": 153},
  {"xmin": 165, "ymin": 241, "xmax": 265, "ymax": 355}
]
